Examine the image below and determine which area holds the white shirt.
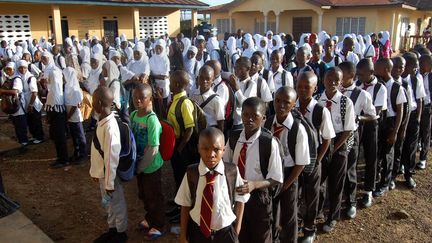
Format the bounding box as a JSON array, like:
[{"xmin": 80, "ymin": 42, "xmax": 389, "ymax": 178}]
[
  {"xmin": 90, "ymin": 113, "xmax": 121, "ymax": 190},
  {"xmin": 357, "ymin": 77, "xmax": 388, "ymax": 111},
  {"xmin": 385, "ymin": 78, "xmax": 407, "ymax": 117},
  {"xmin": 8, "ymin": 75, "xmax": 25, "ymax": 116},
  {"xmin": 269, "ymin": 66, "xmax": 294, "ymax": 91},
  {"xmin": 190, "ymin": 89, "xmax": 225, "ymax": 126},
  {"xmin": 340, "ymin": 84, "xmax": 376, "ymax": 117},
  {"xmin": 54, "ymin": 54, "xmax": 66, "ymax": 70},
  {"xmin": 403, "ymin": 74, "xmax": 426, "ymax": 111},
  {"xmin": 269, "ymin": 114, "xmax": 310, "ymax": 167},
  {"xmin": 251, "ymin": 72, "xmax": 273, "ymax": 102},
  {"xmin": 318, "ymin": 90, "xmax": 356, "ymax": 133},
  {"xmin": 295, "ymin": 98, "xmax": 336, "ymax": 144},
  {"xmin": 22, "ymin": 74, "xmax": 43, "ymax": 112},
  {"xmin": 233, "ymin": 77, "xmax": 257, "ymax": 125},
  {"xmin": 213, "ymin": 76, "xmax": 230, "ymax": 110},
  {"xmin": 337, "ymin": 51, "xmax": 359, "ymax": 65},
  {"xmin": 174, "ymin": 160, "xmax": 250, "ymax": 231},
  {"xmin": 423, "ymin": 73, "xmax": 431, "ymax": 105},
  {"xmin": 223, "ymin": 129, "xmax": 283, "ymax": 183}
]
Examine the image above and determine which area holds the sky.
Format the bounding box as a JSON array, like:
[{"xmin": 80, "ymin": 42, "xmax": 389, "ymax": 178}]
[{"xmin": 200, "ymin": 0, "xmax": 232, "ymax": 6}]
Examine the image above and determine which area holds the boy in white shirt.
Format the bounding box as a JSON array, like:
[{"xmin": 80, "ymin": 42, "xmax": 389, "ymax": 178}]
[
  {"xmin": 337, "ymin": 37, "xmax": 360, "ymax": 65},
  {"xmin": 175, "ymin": 127, "xmax": 249, "ymax": 243},
  {"xmin": 250, "ymin": 53, "xmax": 274, "ymax": 102},
  {"xmin": 269, "ymin": 50, "xmax": 294, "ymax": 91},
  {"xmin": 223, "ymin": 97, "xmax": 283, "ymax": 243},
  {"xmin": 418, "ymin": 55, "xmax": 432, "ymax": 169},
  {"xmin": 90, "ymin": 86, "xmax": 128, "ymax": 243}
]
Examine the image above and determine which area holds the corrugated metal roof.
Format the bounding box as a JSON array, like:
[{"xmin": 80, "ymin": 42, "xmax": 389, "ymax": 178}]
[{"xmin": 0, "ymin": 0, "xmax": 209, "ymax": 8}]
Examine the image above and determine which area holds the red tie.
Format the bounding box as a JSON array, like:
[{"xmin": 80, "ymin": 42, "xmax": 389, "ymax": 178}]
[
  {"xmin": 200, "ymin": 171, "xmax": 217, "ymax": 238},
  {"xmin": 238, "ymin": 143, "xmax": 248, "ymax": 178},
  {"xmin": 363, "ymin": 82, "xmax": 373, "ymax": 90},
  {"xmin": 326, "ymin": 100, "xmax": 332, "ymax": 110},
  {"xmin": 273, "ymin": 124, "xmax": 284, "ymax": 139}
]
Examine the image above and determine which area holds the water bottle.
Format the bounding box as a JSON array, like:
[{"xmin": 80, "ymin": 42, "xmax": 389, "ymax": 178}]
[{"xmin": 101, "ymin": 192, "xmax": 111, "ymax": 209}]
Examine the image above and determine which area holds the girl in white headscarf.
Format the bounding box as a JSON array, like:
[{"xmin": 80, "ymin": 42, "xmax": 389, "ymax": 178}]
[
  {"xmin": 241, "ymin": 34, "xmax": 256, "ymax": 58},
  {"xmin": 102, "ymin": 60, "xmax": 121, "ymax": 110},
  {"xmin": 127, "ymin": 42, "xmax": 150, "ymax": 78},
  {"xmin": 183, "ymin": 46, "xmax": 200, "ymax": 95},
  {"xmin": 207, "ymin": 36, "xmax": 221, "ymax": 62},
  {"xmin": 363, "ymin": 34, "xmax": 376, "ymax": 59},
  {"xmin": 85, "ymin": 53, "xmax": 103, "ymax": 95},
  {"xmin": 357, "ymin": 35, "xmax": 366, "ymax": 56},
  {"xmin": 181, "ymin": 37, "xmax": 191, "ymax": 57},
  {"xmin": 380, "ymin": 31, "xmax": 392, "ymax": 58},
  {"xmin": 256, "ymin": 36, "xmax": 271, "ymax": 69},
  {"xmin": 80, "ymin": 45, "xmax": 92, "ymax": 80},
  {"xmin": 149, "ymin": 39, "xmax": 170, "ymax": 99},
  {"xmin": 332, "ymin": 36, "xmax": 340, "ymax": 53},
  {"xmin": 272, "ymin": 35, "xmax": 285, "ymax": 55},
  {"xmin": 227, "ymin": 36, "xmax": 241, "ymax": 72},
  {"xmin": 63, "ymin": 67, "xmax": 87, "ymax": 161}
]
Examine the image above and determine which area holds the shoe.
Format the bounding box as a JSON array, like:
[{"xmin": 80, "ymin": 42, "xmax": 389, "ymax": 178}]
[
  {"xmin": 50, "ymin": 161, "xmax": 69, "ymax": 169},
  {"xmin": 93, "ymin": 228, "xmax": 117, "ymax": 243},
  {"xmin": 417, "ymin": 160, "xmax": 426, "ymax": 170},
  {"xmin": 301, "ymin": 232, "xmax": 316, "ymax": 243},
  {"xmin": 398, "ymin": 165, "xmax": 405, "ymax": 175},
  {"xmin": 165, "ymin": 207, "xmax": 180, "ymax": 217},
  {"xmin": 30, "ymin": 139, "xmax": 43, "ymax": 145},
  {"xmin": 405, "ymin": 177, "xmax": 416, "ymax": 189},
  {"xmin": 373, "ymin": 186, "xmax": 389, "ymax": 198},
  {"xmin": 346, "ymin": 206, "xmax": 357, "ymax": 219},
  {"xmin": 169, "ymin": 213, "xmax": 180, "ymax": 224},
  {"xmin": 389, "ymin": 180, "xmax": 396, "ymax": 191},
  {"xmin": 143, "ymin": 228, "xmax": 163, "ymax": 241},
  {"xmin": 361, "ymin": 194, "xmax": 373, "ymax": 208},
  {"xmin": 107, "ymin": 232, "xmax": 128, "ymax": 243},
  {"xmin": 20, "ymin": 142, "xmax": 28, "ymax": 146},
  {"xmin": 322, "ymin": 220, "xmax": 337, "ymax": 233}
]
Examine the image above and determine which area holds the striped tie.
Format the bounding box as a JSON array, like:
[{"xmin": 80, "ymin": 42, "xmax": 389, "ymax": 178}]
[
  {"xmin": 200, "ymin": 171, "xmax": 217, "ymax": 238},
  {"xmin": 273, "ymin": 124, "xmax": 284, "ymax": 139},
  {"xmin": 326, "ymin": 100, "xmax": 332, "ymax": 111},
  {"xmin": 238, "ymin": 143, "xmax": 248, "ymax": 178}
]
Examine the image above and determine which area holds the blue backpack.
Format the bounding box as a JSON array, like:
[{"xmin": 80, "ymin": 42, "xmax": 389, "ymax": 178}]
[{"xmin": 93, "ymin": 116, "xmax": 137, "ymax": 181}]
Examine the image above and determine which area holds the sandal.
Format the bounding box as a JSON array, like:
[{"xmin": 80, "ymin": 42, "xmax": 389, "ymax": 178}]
[
  {"xmin": 143, "ymin": 228, "xmax": 163, "ymax": 241},
  {"xmin": 138, "ymin": 219, "xmax": 150, "ymax": 232}
]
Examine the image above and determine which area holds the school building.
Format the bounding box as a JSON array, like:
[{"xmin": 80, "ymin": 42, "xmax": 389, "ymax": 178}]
[
  {"xmin": 202, "ymin": 0, "xmax": 432, "ymax": 51},
  {"xmin": 0, "ymin": 0, "xmax": 208, "ymax": 44}
]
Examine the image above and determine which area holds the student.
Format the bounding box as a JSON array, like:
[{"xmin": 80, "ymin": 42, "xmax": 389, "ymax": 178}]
[
  {"xmin": 149, "ymin": 39, "xmax": 170, "ymax": 106},
  {"xmin": 373, "ymin": 58, "xmax": 406, "ymax": 197},
  {"xmin": 290, "ymin": 46, "xmax": 313, "ymax": 85},
  {"xmin": 223, "ymin": 97, "xmax": 283, "ymax": 243},
  {"xmin": 227, "ymin": 36, "xmax": 241, "ymax": 73},
  {"xmin": 130, "ymin": 84, "xmax": 165, "ymax": 240},
  {"xmin": 400, "ymin": 52, "xmax": 425, "ymax": 189},
  {"xmin": 80, "ymin": 45, "xmax": 92, "ymax": 80},
  {"xmin": 338, "ymin": 61, "xmax": 376, "ymax": 219},
  {"xmin": 250, "ymin": 53, "xmax": 274, "ymax": 101},
  {"xmin": 102, "ymin": 60, "xmax": 129, "ymax": 123},
  {"xmin": 317, "ymin": 67, "xmax": 356, "ymax": 232},
  {"xmin": 309, "ymin": 43, "xmax": 328, "ymax": 94},
  {"xmin": 269, "ymin": 50, "xmax": 294, "ymax": 91},
  {"xmin": 418, "ymin": 54, "xmax": 432, "ymax": 169},
  {"xmin": 356, "ymin": 58, "xmax": 387, "ymax": 207},
  {"xmin": 207, "ymin": 60, "xmax": 229, "ymax": 112},
  {"xmin": 337, "ymin": 37, "xmax": 360, "ymax": 65},
  {"xmin": 127, "ymin": 42, "xmax": 150, "ymax": 83},
  {"xmin": 241, "ymin": 35, "xmax": 255, "ymax": 59},
  {"xmin": 41, "ymin": 52, "xmax": 70, "ymax": 168},
  {"xmin": 175, "ymin": 127, "xmax": 249, "ymax": 243},
  {"xmin": 90, "ymin": 86, "xmax": 127, "ymax": 243},
  {"xmin": 63, "ymin": 67, "xmax": 87, "ymax": 164},
  {"xmin": 0, "ymin": 62, "xmax": 28, "ymax": 145},
  {"xmin": 184, "ymin": 46, "xmax": 200, "ymax": 95},
  {"xmin": 195, "ymin": 36, "xmax": 210, "ymax": 67},
  {"xmin": 52, "ymin": 45, "xmax": 66, "ymax": 70},
  {"xmin": 22, "ymin": 52, "xmax": 42, "ymax": 78},
  {"xmin": 85, "ymin": 53, "xmax": 103, "ymax": 95},
  {"xmin": 190, "ymin": 65, "xmax": 225, "ymax": 131},
  {"xmin": 296, "ymin": 72, "xmax": 335, "ymax": 243},
  {"xmin": 322, "ymin": 38, "xmax": 342, "ymax": 68},
  {"xmin": 266, "ymin": 86, "xmax": 310, "ymax": 243}
]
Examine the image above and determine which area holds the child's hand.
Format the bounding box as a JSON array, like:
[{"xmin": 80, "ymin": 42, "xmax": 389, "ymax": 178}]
[
  {"xmin": 228, "ymin": 74, "xmax": 239, "ymax": 91},
  {"xmin": 154, "ymin": 87, "xmax": 163, "ymax": 100},
  {"xmin": 236, "ymin": 180, "xmax": 254, "ymax": 195}
]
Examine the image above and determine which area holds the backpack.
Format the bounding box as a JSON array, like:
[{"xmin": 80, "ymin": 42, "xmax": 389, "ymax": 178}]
[
  {"xmin": 263, "ymin": 110, "xmax": 319, "ymax": 174},
  {"xmin": 108, "ymin": 79, "xmax": 128, "ymax": 109},
  {"xmin": 212, "ymin": 49, "xmax": 229, "ymax": 72},
  {"xmin": 340, "ymin": 95, "xmax": 354, "ymax": 151},
  {"xmin": 130, "ymin": 111, "xmax": 176, "ymax": 162},
  {"xmin": 93, "ymin": 116, "xmax": 137, "ymax": 181},
  {"xmin": 387, "ymin": 80, "xmax": 410, "ymax": 123},
  {"xmin": 0, "ymin": 77, "xmax": 23, "ymax": 115},
  {"xmin": 213, "ymin": 79, "xmax": 236, "ymax": 131},
  {"xmin": 186, "ymin": 162, "xmax": 238, "ymax": 208}
]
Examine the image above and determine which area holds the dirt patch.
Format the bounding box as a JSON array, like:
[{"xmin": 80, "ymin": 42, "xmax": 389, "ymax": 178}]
[{"xmin": 1, "ymin": 118, "xmax": 432, "ymax": 243}]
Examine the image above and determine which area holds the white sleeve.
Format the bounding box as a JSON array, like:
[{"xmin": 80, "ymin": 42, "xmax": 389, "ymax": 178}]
[
  {"xmin": 266, "ymin": 138, "xmax": 283, "ymax": 183},
  {"xmin": 104, "ymin": 125, "xmax": 121, "ymax": 190},
  {"xmin": 267, "ymin": 72, "xmax": 275, "ymax": 93},
  {"xmin": 174, "ymin": 175, "xmax": 193, "ymax": 207},
  {"xmin": 295, "ymin": 125, "xmax": 310, "ymax": 166},
  {"xmin": 396, "ymin": 87, "xmax": 407, "ymax": 105},
  {"xmin": 285, "ymin": 71, "xmax": 294, "ymax": 88},
  {"xmin": 214, "ymin": 96, "xmax": 225, "ymax": 121},
  {"xmin": 376, "ymin": 86, "xmax": 387, "ymax": 110},
  {"xmin": 260, "ymin": 78, "xmax": 274, "ymax": 102},
  {"xmin": 343, "ymin": 98, "xmax": 357, "ymax": 131},
  {"xmin": 234, "ymin": 166, "xmax": 250, "ymax": 203},
  {"xmin": 362, "ymin": 92, "xmax": 377, "ymax": 117},
  {"xmin": 144, "ymin": 57, "xmax": 151, "ymax": 76},
  {"xmin": 415, "ymin": 74, "xmax": 426, "ymax": 99},
  {"xmin": 29, "ymin": 77, "xmax": 38, "ymax": 93},
  {"xmin": 12, "ymin": 77, "xmax": 23, "ymax": 93},
  {"xmin": 222, "ymin": 140, "xmax": 233, "ymax": 163},
  {"xmin": 60, "ymin": 56, "xmax": 66, "ymax": 69},
  {"xmin": 321, "ymin": 107, "xmax": 336, "ymax": 140}
]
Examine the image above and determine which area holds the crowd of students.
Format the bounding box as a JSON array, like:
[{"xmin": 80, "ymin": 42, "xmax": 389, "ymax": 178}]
[{"xmin": 0, "ymin": 28, "xmax": 431, "ymax": 243}]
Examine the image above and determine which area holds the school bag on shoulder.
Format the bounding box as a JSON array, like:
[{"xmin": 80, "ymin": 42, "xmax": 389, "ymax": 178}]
[
  {"xmin": 386, "ymin": 79, "xmax": 410, "ymax": 124},
  {"xmin": 263, "ymin": 110, "xmax": 319, "ymax": 174},
  {"xmin": 186, "ymin": 162, "xmax": 237, "ymax": 208},
  {"xmin": 93, "ymin": 115, "xmax": 137, "ymax": 181},
  {"xmin": 130, "ymin": 111, "xmax": 176, "ymax": 162},
  {"xmin": 213, "ymin": 79, "xmax": 236, "ymax": 131},
  {"xmin": 340, "ymin": 94, "xmax": 355, "ymax": 151},
  {"xmin": 108, "ymin": 79, "xmax": 128, "ymax": 109},
  {"xmin": 0, "ymin": 77, "xmax": 23, "ymax": 114},
  {"xmin": 212, "ymin": 49, "xmax": 229, "ymax": 72}
]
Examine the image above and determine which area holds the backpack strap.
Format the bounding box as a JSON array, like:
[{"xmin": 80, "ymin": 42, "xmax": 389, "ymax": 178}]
[
  {"xmin": 257, "ymin": 76, "xmax": 263, "ymax": 98},
  {"xmin": 223, "ymin": 162, "xmax": 237, "ymax": 207},
  {"xmin": 282, "ymin": 70, "xmax": 287, "ymax": 87},
  {"xmin": 311, "ymin": 103, "xmax": 324, "ymax": 131},
  {"xmin": 287, "ymin": 117, "xmax": 300, "ymax": 163},
  {"xmin": 193, "ymin": 61, "xmax": 198, "ymax": 76},
  {"xmin": 200, "ymin": 94, "xmax": 218, "ymax": 109},
  {"xmin": 350, "ymin": 87, "xmax": 362, "ymax": 106},
  {"xmin": 175, "ymin": 96, "xmax": 188, "ymax": 136},
  {"xmin": 186, "ymin": 164, "xmax": 200, "ymax": 209},
  {"xmin": 228, "ymin": 129, "xmax": 242, "ymax": 152},
  {"xmin": 372, "ymin": 82, "xmax": 383, "ymax": 104},
  {"xmin": 203, "ymin": 51, "xmax": 209, "ymax": 62},
  {"xmin": 93, "ymin": 132, "xmax": 104, "ymax": 158},
  {"xmin": 340, "ymin": 95, "xmax": 348, "ymax": 128},
  {"xmin": 411, "ymin": 75, "xmax": 418, "ymax": 100},
  {"xmin": 263, "ymin": 69, "xmax": 269, "ymax": 82},
  {"xmin": 258, "ymin": 128, "xmax": 273, "ymax": 179},
  {"xmin": 428, "ymin": 73, "xmax": 432, "ymax": 101},
  {"xmin": 390, "ymin": 82, "xmax": 401, "ymax": 113}
]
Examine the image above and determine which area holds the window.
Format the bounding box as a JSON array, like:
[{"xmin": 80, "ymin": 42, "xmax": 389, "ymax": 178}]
[
  {"xmin": 216, "ymin": 18, "xmax": 234, "ymax": 34},
  {"xmin": 139, "ymin": 16, "xmax": 168, "ymax": 39},
  {"xmin": 0, "ymin": 15, "xmax": 32, "ymax": 42},
  {"xmin": 254, "ymin": 20, "xmax": 275, "ymax": 35},
  {"xmin": 336, "ymin": 17, "xmax": 366, "ymax": 36}
]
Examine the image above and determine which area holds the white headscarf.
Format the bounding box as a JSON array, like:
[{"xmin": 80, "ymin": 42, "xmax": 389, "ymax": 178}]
[
  {"xmin": 103, "ymin": 60, "xmax": 121, "ymax": 109},
  {"xmin": 181, "ymin": 38, "xmax": 191, "ymax": 57},
  {"xmin": 120, "ymin": 33, "xmax": 127, "ymax": 42},
  {"xmin": 357, "ymin": 35, "xmax": 366, "ymax": 54},
  {"xmin": 115, "ymin": 37, "xmax": 121, "ymax": 49},
  {"xmin": 363, "ymin": 34, "xmax": 375, "ymax": 58},
  {"xmin": 241, "ymin": 34, "xmax": 256, "ymax": 58},
  {"xmin": 257, "ymin": 36, "xmax": 268, "ymax": 53},
  {"xmin": 80, "ymin": 46, "xmax": 91, "ymax": 64},
  {"xmin": 86, "ymin": 53, "xmax": 103, "ymax": 95},
  {"xmin": 63, "ymin": 67, "xmax": 83, "ymax": 106},
  {"xmin": 298, "ymin": 33, "xmax": 310, "ymax": 47},
  {"xmin": 381, "ymin": 31, "xmax": 390, "ymax": 45},
  {"xmin": 127, "ymin": 41, "xmax": 150, "ymax": 76},
  {"xmin": 253, "ymin": 34, "xmax": 261, "ymax": 49},
  {"xmin": 227, "ymin": 36, "xmax": 238, "ymax": 56},
  {"xmin": 42, "ymin": 51, "xmax": 64, "ymax": 107},
  {"xmin": 206, "ymin": 37, "xmax": 220, "ymax": 52},
  {"xmin": 149, "ymin": 39, "xmax": 170, "ymax": 76}
]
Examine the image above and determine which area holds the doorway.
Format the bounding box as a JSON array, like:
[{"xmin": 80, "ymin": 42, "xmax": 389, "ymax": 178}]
[
  {"xmin": 292, "ymin": 17, "xmax": 312, "ymax": 42},
  {"xmin": 104, "ymin": 20, "xmax": 118, "ymax": 44}
]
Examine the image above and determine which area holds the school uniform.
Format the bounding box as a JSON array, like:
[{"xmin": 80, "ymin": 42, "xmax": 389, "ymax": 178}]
[
  {"xmin": 258, "ymin": 69, "xmax": 275, "ymax": 94},
  {"xmin": 5, "ymin": 75, "xmax": 28, "ymax": 144},
  {"xmin": 250, "ymin": 72, "xmax": 273, "ymax": 103},
  {"xmin": 223, "ymin": 128, "xmax": 283, "ymax": 243},
  {"xmin": 295, "ymin": 98, "xmax": 335, "ymax": 236},
  {"xmin": 401, "ymin": 74, "xmax": 425, "ymax": 180},
  {"xmin": 377, "ymin": 78, "xmax": 407, "ymax": 190},
  {"xmin": 336, "ymin": 51, "xmax": 359, "ymax": 65},
  {"xmin": 20, "ymin": 71, "xmax": 44, "ymax": 142},
  {"xmin": 90, "ymin": 112, "xmax": 127, "ymax": 233},
  {"xmin": 269, "ymin": 65, "xmax": 294, "ymax": 91},
  {"xmin": 357, "ymin": 77, "xmax": 387, "ymax": 193},
  {"xmin": 269, "ymin": 114, "xmax": 310, "ymax": 243},
  {"xmin": 28, "ymin": 63, "xmax": 42, "ymax": 78},
  {"xmin": 290, "ymin": 64, "xmax": 313, "ymax": 87},
  {"xmin": 190, "ymin": 89, "xmax": 225, "ymax": 127},
  {"xmin": 308, "ymin": 60, "xmax": 328, "ymax": 95},
  {"xmin": 232, "ymin": 77, "xmax": 257, "ymax": 128},
  {"xmin": 212, "ymin": 75, "xmax": 230, "ymax": 109},
  {"xmin": 175, "ymin": 160, "xmax": 250, "ymax": 243},
  {"xmin": 419, "ymin": 72, "xmax": 432, "ymax": 162},
  {"xmin": 317, "ymin": 90, "xmax": 356, "ymax": 223},
  {"xmin": 54, "ymin": 53, "xmax": 66, "ymax": 70},
  {"xmin": 341, "ymin": 84, "xmax": 376, "ymax": 207}
]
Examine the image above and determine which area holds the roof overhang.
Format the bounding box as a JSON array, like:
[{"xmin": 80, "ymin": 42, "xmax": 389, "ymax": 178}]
[
  {"xmin": 0, "ymin": 0, "xmax": 209, "ymax": 9},
  {"xmin": 402, "ymin": 4, "xmax": 417, "ymax": 11}
]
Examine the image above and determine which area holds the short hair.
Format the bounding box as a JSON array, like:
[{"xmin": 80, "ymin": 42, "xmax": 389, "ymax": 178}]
[
  {"xmin": 297, "ymin": 46, "xmax": 311, "ymax": 57},
  {"xmin": 199, "ymin": 127, "xmax": 225, "ymax": 145},
  {"xmin": 378, "ymin": 57, "xmax": 394, "ymax": 70},
  {"xmin": 170, "ymin": 70, "xmax": 190, "ymax": 87},
  {"xmin": 235, "ymin": 56, "xmax": 252, "ymax": 69},
  {"xmin": 271, "ymin": 49, "xmax": 282, "ymax": 58},
  {"xmin": 339, "ymin": 61, "xmax": 356, "ymax": 74},
  {"xmin": 199, "ymin": 65, "xmax": 215, "ymax": 77},
  {"xmin": 297, "ymin": 71, "xmax": 318, "ymax": 86},
  {"xmin": 275, "ymin": 86, "xmax": 297, "ymax": 100},
  {"xmin": 402, "ymin": 52, "xmax": 418, "ymax": 65},
  {"xmin": 419, "ymin": 54, "xmax": 432, "ymax": 65},
  {"xmin": 357, "ymin": 58, "xmax": 374, "ymax": 71},
  {"xmin": 252, "ymin": 51, "xmax": 265, "ymax": 61},
  {"xmin": 326, "ymin": 66, "xmax": 343, "ymax": 76},
  {"xmin": 242, "ymin": 97, "xmax": 266, "ymax": 115},
  {"xmin": 134, "ymin": 83, "xmax": 153, "ymax": 98}
]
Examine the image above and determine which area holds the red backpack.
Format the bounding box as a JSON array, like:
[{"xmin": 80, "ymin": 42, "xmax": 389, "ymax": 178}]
[{"xmin": 159, "ymin": 119, "xmax": 176, "ymax": 161}]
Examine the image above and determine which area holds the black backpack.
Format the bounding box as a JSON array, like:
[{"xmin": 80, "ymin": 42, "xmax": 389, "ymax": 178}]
[
  {"xmin": 212, "ymin": 49, "xmax": 229, "ymax": 72},
  {"xmin": 385, "ymin": 79, "xmax": 410, "ymax": 123},
  {"xmin": 213, "ymin": 79, "xmax": 236, "ymax": 131},
  {"xmin": 0, "ymin": 77, "xmax": 23, "ymax": 115}
]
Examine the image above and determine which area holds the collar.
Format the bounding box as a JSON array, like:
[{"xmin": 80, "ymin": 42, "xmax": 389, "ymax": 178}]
[
  {"xmin": 320, "ymin": 90, "xmax": 342, "ymax": 103},
  {"xmin": 172, "ymin": 91, "xmax": 187, "ymax": 101},
  {"xmin": 213, "ymin": 75, "xmax": 222, "ymax": 86},
  {"xmin": 340, "ymin": 83, "xmax": 356, "ymax": 92},
  {"xmin": 199, "ymin": 88, "xmax": 215, "ymax": 98},
  {"xmin": 198, "ymin": 159, "xmax": 224, "ymax": 176},
  {"xmin": 296, "ymin": 98, "xmax": 317, "ymax": 113},
  {"xmin": 273, "ymin": 112, "xmax": 294, "ymax": 130},
  {"xmin": 251, "ymin": 72, "xmax": 260, "ymax": 81},
  {"xmin": 239, "ymin": 128, "xmax": 261, "ymax": 144},
  {"xmin": 98, "ymin": 112, "xmax": 115, "ymax": 127},
  {"xmin": 275, "ymin": 65, "xmax": 284, "ymax": 73}
]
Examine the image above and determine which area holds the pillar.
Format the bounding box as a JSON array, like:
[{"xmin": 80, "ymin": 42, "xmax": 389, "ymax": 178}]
[
  {"xmin": 264, "ymin": 12, "xmax": 268, "ymax": 33},
  {"xmin": 318, "ymin": 12, "xmax": 323, "ymax": 32},
  {"xmin": 51, "ymin": 5, "xmax": 62, "ymax": 44},
  {"xmin": 133, "ymin": 8, "xmax": 140, "ymax": 39},
  {"xmin": 191, "ymin": 10, "xmax": 198, "ymax": 33},
  {"xmin": 275, "ymin": 12, "xmax": 280, "ymax": 33}
]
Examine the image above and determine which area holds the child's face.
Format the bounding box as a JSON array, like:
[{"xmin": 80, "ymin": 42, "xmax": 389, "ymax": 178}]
[
  {"xmin": 312, "ymin": 45, "xmax": 322, "ymax": 60},
  {"xmin": 297, "ymin": 78, "xmax": 316, "ymax": 101},
  {"xmin": 187, "ymin": 51, "xmax": 195, "ymax": 60},
  {"xmin": 5, "ymin": 67, "xmax": 14, "ymax": 76},
  {"xmin": 18, "ymin": 66, "xmax": 27, "ymax": 75},
  {"xmin": 197, "ymin": 42, "xmax": 205, "ymax": 52},
  {"xmin": 270, "ymin": 53, "xmax": 281, "ymax": 70},
  {"xmin": 198, "ymin": 135, "xmax": 225, "ymax": 169},
  {"xmin": 404, "ymin": 61, "xmax": 418, "ymax": 76},
  {"xmin": 241, "ymin": 106, "xmax": 264, "ymax": 134},
  {"xmin": 34, "ymin": 52, "xmax": 41, "ymax": 61},
  {"xmin": 242, "ymin": 42, "xmax": 249, "ymax": 50},
  {"xmin": 343, "ymin": 39, "xmax": 354, "ymax": 52},
  {"xmin": 420, "ymin": 60, "xmax": 432, "ymax": 74},
  {"xmin": 23, "ymin": 54, "xmax": 31, "ymax": 62},
  {"xmin": 133, "ymin": 89, "xmax": 152, "ymax": 110},
  {"xmin": 323, "ymin": 39, "xmax": 334, "ymax": 54},
  {"xmin": 234, "ymin": 63, "xmax": 249, "ymax": 80},
  {"xmin": 90, "ymin": 58, "xmax": 99, "ymax": 69},
  {"xmin": 92, "ymin": 94, "xmax": 102, "ymax": 114},
  {"xmin": 341, "ymin": 70, "xmax": 354, "ymax": 86},
  {"xmin": 272, "ymin": 39, "xmax": 277, "ymax": 47},
  {"xmin": 134, "ymin": 51, "xmax": 142, "ymax": 61},
  {"xmin": 391, "ymin": 61, "xmax": 405, "ymax": 78},
  {"xmin": 250, "ymin": 56, "xmax": 263, "ymax": 76},
  {"xmin": 111, "ymin": 56, "xmax": 121, "ymax": 65},
  {"xmin": 324, "ymin": 70, "xmax": 341, "ymax": 92},
  {"xmin": 357, "ymin": 67, "xmax": 373, "ymax": 83},
  {"xmin": 296, "ymin": 50, "xmax": 308, "ymax": 64},
  {"xmin": 155, "ymin": 45, "xmax": 163, "ymax": 55},
  {"xmin": 198, "ymin": 70, "xmax": 214, "ymax": 91},
  {"xmin": 102, "ymin": 66, "xmax": 108, "ymax": 78},
  {"xmin": 41, "ymin": 56, "xmax": 49, "ymax": 65},
  {"xmin": 274, "ymin": 91, "xmax": 296, "ymax": 120}
]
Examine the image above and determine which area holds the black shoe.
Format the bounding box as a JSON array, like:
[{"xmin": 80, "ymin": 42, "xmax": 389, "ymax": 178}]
[
  {"xmin": 50, "ymin": 161, "xmax": 69, "ymax": 169},
  {"xmin": 94, "ymin": 228, "xmax": 117, "ymax": 243},
  {"xmin": 361, "ymin": 194, "xmax": 373, "ymax": 208},
  {"xmin": 169, "ymin": 213, "xmax": 180, "ymax": 224},
  {"xmin": 107, "ymin": 232, "xmax": 128, "ymax": 243},
  {"xmin": 389, "ymin": 180, "xmax": 396, "ymax": 190},
  {"xmin": 373, "ymin": 186, "xmax": 388, "ymax": 198},
  {"xmin": 405, "ymin": 177, "xmax": 416, "ymax": 189},
  {"xmin": 165, "ymin": 207, "xmax": 180, "ymax": 217}
]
